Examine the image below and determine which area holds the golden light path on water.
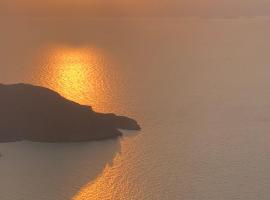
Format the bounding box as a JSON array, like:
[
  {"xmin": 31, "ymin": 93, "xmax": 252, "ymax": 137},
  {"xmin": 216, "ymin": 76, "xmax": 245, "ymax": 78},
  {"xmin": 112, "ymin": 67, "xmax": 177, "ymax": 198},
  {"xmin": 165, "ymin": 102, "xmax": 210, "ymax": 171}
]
[
  {"xmin": 31, "ymin": 45, "xmax": 134, "ymax": 200},
  {"xmin": 33, "ymin": 45, "xmax": 116, "ymax": 113},
  {"xmin": 72, "ymin": 154, "xmax": 131, "ymax": 200}
]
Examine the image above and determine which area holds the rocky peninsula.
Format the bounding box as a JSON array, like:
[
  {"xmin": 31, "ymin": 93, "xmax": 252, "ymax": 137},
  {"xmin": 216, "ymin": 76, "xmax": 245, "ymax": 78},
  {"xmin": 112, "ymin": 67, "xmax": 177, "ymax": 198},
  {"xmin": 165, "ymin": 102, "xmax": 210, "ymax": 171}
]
[{"xmin": 0, "ymin": 83, "xmax": 140, "ymax": 142}]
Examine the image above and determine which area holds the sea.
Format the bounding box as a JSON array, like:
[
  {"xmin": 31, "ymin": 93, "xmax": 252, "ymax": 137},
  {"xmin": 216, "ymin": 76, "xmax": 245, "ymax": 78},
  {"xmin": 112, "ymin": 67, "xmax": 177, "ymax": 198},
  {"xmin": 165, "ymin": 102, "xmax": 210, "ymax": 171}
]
[{"xmin": 1, "ymin": 16, "xmax": 270, "ymax": 200}]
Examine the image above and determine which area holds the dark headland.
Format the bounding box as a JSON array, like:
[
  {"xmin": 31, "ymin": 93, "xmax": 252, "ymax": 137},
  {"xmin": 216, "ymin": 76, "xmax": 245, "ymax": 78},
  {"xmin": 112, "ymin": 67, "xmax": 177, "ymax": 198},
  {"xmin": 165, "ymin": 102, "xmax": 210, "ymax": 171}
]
[{"xmin": 0, "ymin": 83, "xmax": 140, "ymax": 142}]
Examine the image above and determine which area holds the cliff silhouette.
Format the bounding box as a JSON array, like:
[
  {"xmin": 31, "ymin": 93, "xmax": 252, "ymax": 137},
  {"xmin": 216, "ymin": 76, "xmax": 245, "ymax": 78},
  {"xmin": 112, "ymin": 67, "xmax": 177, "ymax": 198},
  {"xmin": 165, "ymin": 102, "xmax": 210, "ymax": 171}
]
[{"xmin": 0, "ymin": 83, "xmax": 140, "ymax": 142}]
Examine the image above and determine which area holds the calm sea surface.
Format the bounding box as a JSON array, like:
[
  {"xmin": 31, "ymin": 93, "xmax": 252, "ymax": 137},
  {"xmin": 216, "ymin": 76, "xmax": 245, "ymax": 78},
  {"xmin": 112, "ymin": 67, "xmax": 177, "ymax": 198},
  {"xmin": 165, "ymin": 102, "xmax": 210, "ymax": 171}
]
[{"xmin": 1, "ymin": 17, "xmax": 270, "ymax": 199}]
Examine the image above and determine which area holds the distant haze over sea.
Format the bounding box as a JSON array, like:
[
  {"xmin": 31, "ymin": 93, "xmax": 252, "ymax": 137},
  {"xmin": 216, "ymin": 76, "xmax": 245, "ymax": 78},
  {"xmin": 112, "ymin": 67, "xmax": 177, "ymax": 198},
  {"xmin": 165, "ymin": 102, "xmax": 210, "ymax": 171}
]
[{"xmin": 2, "ymin": 0, "xmax": 270, "ymax": 18}]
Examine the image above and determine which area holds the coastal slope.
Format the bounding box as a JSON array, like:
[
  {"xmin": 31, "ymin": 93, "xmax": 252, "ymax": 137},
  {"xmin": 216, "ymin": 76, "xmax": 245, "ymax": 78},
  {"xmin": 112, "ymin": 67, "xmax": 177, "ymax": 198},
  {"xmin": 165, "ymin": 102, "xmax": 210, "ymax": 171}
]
[{"xmin": 0, "ymin": 83, "xmax": 140, "ymax": 142}]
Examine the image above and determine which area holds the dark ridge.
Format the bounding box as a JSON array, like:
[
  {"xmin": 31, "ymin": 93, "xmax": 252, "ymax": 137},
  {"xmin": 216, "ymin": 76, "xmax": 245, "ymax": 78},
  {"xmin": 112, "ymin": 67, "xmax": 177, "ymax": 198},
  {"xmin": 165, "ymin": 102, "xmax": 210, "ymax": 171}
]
[{"xmin": 0, "ymin": 83, "xmax": 140, "ymax": 143}]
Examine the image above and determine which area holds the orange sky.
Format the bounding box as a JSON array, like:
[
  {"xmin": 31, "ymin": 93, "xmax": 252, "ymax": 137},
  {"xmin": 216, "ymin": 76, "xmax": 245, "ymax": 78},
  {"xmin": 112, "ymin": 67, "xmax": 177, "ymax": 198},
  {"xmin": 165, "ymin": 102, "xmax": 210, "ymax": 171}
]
[{"xmin": 1, "ymin": 0, "xmax": 270, "ymax": 17}]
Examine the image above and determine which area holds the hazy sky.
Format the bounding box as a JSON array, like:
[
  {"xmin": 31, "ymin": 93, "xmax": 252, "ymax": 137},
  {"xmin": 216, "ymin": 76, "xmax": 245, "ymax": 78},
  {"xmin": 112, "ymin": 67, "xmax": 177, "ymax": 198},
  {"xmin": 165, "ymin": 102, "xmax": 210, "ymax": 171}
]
[{"xmin": 1, "ymin": 0, "xmax": 270, "ymax": 17}]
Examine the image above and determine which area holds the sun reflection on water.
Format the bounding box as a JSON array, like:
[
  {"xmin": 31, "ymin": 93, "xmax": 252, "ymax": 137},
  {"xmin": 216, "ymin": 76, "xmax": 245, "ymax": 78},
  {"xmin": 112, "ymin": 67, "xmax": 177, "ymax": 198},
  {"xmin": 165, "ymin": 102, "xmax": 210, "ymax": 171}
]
[
  {"xmin": 31, "ymin": 45, "xmax": 133, "ymax": 200},
  {"xmin": 33, "ymin": 45, "xmax": 114, "ymax": 112},
  {"xmin": 71, "ymin": 149, "xmax": 131, "ymax": 200}
]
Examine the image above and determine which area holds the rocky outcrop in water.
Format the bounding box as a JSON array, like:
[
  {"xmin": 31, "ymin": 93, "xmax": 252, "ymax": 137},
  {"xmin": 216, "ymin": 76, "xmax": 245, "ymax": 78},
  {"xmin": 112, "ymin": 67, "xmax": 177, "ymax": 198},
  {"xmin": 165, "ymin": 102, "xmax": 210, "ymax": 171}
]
[{"xmin": 0, "ymin": 83, "xmax": 140, "ymax": 142}]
